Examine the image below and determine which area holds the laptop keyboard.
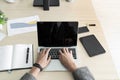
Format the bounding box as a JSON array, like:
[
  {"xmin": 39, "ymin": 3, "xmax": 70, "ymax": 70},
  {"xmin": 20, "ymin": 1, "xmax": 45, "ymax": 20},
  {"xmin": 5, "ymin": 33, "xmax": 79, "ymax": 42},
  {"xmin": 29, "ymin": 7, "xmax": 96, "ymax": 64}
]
[{"xmin": 39, "ymin": 48, "xmax": 77, "ymax": 59}]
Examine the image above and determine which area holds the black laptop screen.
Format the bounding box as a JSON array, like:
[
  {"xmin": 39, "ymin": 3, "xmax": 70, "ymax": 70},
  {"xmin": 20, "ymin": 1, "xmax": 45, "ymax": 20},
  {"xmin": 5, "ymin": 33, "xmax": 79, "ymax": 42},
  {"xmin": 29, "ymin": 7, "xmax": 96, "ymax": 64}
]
[{"xmin": 37, "ymin": 22, "xmax": 78, "ymax": 47}]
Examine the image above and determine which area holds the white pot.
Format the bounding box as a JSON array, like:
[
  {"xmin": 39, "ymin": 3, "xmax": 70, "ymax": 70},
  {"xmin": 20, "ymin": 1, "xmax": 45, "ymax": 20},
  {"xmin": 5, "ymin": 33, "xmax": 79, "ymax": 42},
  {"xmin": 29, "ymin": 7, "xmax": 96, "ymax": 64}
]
[
  {"xmin": 5, "ymin": 0, "xmax": 15, "ymax": 3},
  {"xmin": 0, "ymin": 24, "xmax": 3, "ymax": 30}
]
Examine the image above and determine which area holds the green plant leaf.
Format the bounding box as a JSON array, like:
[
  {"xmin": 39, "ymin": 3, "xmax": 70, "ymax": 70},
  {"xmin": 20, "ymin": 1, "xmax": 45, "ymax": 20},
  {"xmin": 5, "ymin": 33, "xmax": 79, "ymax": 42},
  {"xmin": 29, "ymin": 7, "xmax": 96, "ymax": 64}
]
[{"xmin": 0, "ymin": 10, "xmax": 8, "ymax": 25}]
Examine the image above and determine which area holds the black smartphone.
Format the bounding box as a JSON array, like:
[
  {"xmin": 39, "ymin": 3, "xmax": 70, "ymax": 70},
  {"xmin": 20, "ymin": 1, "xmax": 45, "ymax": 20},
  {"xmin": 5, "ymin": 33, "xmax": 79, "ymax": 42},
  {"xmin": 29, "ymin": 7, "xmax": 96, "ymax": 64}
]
[
  {"xmin": 79, "ymin": 35, "xmax": 106, "ymax": 57},
  {"xmin": 78, "ymin": 26, "xmax": 89, "ymax": 34}
]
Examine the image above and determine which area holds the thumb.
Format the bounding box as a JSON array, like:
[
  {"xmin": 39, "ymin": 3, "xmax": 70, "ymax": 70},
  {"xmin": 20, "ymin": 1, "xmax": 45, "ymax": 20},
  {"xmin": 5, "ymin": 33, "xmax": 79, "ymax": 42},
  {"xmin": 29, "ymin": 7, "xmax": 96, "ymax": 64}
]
[{"xmin": 47, "ymin": 56, "xmax": 51, "ymax": 64}]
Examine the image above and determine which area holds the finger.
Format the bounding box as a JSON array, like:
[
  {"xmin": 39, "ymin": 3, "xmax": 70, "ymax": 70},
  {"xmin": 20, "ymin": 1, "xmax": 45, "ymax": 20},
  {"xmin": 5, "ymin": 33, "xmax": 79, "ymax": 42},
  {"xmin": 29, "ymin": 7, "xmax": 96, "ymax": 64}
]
[
  {"xmin": 38, "ymin": 51, "xmax": 44, "ymax": 57},
  {"xmin": 59, "ymin": 55, "xmax": 62, "ymax": 61},
  {"xmin": 59, "ymin": 55, "xmax": 64, "ymax": 65},
  {"xmin": 45, "ymin": 48, "xmax": 51, "ymax": 56},
  {"xmin": 59, "ymin": 50, "xmax": 63, "ymax": 54},
  {"xmin": 59, "ymin": 50, "xmax": 64, "ymax": 56},
  {"xmin": 42, "ymin": 49, "xmax": 46, "ymax": 54},
  {"xmin": 59, "ymin": 51, "xmax": 62, "ymax": 59},
  {"xmin": 38, "ymin": 52, "xmax": 41, "ymax": 55},
  {"xmin": 70, "ymin": 50, "xmax": 72, "ymax": 54},
  {"xmin": 63, "ymin": 48, "xmax": 67, "ymax": 53},
  {"xmin": 61, "ymin": 49, "xmax": 64, "ymax": 53},
  {"xmin": 38, "ymin": 52, "xmax": 42, "ymax": 57},
  {"xmin": 70, "ymin": 50, "xmax": 73, "ymax": 56},
  {"xmin": 47, "ymin": 56, "xmax": 51, "ymax": 64},
  {"xmin": 59, "ymin": 55, "xmax": 61, "ymax": 60},
  {"xmin": 66, "ymin": 48, "xmax": 69, "ymax": 53}
]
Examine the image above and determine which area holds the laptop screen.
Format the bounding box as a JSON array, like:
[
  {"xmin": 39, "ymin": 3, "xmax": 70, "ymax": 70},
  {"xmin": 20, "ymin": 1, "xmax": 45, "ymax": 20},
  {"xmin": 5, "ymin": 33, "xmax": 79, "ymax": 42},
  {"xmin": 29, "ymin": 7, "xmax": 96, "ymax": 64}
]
[{"xmin": 37, "ymin": 22, "xmax": 78, "ymax": 47}]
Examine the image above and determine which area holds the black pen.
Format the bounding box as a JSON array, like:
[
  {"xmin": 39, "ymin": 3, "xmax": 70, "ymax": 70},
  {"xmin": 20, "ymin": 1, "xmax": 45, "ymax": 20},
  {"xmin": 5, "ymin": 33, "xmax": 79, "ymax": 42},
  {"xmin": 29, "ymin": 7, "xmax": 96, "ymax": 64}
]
[{"xmin": 26, "ymin": 48, "xmax": 29, "ymax": 63}]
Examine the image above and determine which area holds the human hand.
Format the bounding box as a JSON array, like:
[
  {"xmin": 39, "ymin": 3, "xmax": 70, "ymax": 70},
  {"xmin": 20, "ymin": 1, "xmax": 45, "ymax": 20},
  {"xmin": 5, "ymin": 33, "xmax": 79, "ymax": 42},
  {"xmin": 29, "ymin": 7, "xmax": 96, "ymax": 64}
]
[
  {"xmin": 59, "ymin": 48, "xmax": 77, "ymax": 72},
  {"xmin": 29, "ymin": 48, "xmax": 51, "ymax": 78},
  {"xmin": 36, "ymin": 48, "xmax": 51, "ymax": 68}
]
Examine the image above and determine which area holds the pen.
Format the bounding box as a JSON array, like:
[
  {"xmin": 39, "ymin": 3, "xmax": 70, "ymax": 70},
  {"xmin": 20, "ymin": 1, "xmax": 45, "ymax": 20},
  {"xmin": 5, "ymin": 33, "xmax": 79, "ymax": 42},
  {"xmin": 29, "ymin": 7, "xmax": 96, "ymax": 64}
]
[
  {"xmin": 89, "ymin": 24, "xmax": 96, "ymax": 26},
  {"xmin": 26, "ymin": 48, "xmax": 29, "ymax": 63}
]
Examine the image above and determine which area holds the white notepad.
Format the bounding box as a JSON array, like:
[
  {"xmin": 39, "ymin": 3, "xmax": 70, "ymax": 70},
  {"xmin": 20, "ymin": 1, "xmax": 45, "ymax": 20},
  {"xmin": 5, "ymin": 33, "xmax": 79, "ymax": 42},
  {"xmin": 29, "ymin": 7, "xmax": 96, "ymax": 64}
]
[{"xmin": 0, "ymin": 44, "xmax": 33, "ymax": 71}]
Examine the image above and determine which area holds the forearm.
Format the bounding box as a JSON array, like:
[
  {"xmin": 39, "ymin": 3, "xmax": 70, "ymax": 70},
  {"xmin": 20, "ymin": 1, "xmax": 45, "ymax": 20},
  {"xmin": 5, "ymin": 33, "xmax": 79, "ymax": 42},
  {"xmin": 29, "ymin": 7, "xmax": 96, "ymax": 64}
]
[
  {"xmin": 29, "ymin": 67, "xmax": 41, "ymax": 78},
  {"xmin": 72, "ymin": 67, "xmax": 95, "ymax": 80},
  {"xmin": 20, "ymin": 67, "xmax": 40, "ymax": 80},
  {"xmin": 20, "ymin": 73, "xmax": 36, "ymax": 80},
  {"xmin": 20, "ymin": 48, "xmax": 51, "ymax": 80}
]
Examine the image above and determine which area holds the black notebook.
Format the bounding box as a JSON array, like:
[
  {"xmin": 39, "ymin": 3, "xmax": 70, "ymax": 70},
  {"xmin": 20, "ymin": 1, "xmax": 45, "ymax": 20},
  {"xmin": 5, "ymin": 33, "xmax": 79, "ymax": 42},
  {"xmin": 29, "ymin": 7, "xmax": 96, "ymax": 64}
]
[
  {"xmin": 0, "ymin": 44, "xmax": 33, "ymax": 72},
  {"xmin": 80, "ymin": 35, "xmax": 106, "ymax": 57}
]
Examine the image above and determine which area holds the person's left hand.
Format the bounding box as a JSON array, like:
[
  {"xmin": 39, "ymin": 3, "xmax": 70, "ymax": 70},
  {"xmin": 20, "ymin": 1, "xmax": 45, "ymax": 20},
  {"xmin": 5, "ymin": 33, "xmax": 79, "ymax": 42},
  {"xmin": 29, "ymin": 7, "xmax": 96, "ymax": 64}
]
[
  {"xmin": 29, "ymin": 48, "xmax": 51, "ymax": 78},
  {"xmin": 36, "ymin": 48, "xmax": 51, "ymax": 68}
]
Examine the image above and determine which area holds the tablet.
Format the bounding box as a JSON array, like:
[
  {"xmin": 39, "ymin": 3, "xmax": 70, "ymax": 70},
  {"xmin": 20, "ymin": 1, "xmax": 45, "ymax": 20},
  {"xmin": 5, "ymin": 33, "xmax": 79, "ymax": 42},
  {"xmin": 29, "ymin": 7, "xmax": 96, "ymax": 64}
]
[{"xmin": 79, "ymin": 35, "xmax": 106, "ymax": 57}]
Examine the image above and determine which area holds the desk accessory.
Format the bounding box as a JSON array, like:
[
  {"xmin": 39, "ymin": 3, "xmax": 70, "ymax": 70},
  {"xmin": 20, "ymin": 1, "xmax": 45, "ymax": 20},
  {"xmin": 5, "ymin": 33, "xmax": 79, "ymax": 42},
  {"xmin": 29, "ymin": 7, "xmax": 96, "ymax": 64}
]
[
  {"xmin": 89, "ymin": 24, "xmax": 96, "ymax": 26},
  {"xmin": 43, "ymin": 0, "xmax": 50, "ymax": 10},
  {"xmin": 26, "ymin": 48, "xmax": 30, "ymax": 63},
  {"xmin": 33, "ymin": 63, "xmax": 43, "ymax": 71},
  {"xmin": 0, "ymin": 44, "xmax": 33, "ymax": 72},
  {"xmin": 7, "ymin": 15, "xmax": 39, "ymax": 36},
  {"xmin": 78, "ymin": 26, "xmax": 89, "ymax": 34},
  {"xmin": 33, "ymin": 0, "xmax": 60, "ymax": 11},
  {"xmin": 5, "ymin": 0, "xmax": 15, "ymax": 3},
  {"xmin": 80, "ymin": 35, "xmax": 106, "ymax": 57}
]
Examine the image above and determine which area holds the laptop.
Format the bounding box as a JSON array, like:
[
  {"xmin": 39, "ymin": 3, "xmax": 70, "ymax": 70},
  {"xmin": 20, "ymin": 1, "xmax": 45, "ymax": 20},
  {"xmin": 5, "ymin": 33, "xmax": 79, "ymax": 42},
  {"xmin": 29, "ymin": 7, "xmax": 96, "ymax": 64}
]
[{"xmin": 37, "ymin": 21, "xmax": 79, "ymax": 71}]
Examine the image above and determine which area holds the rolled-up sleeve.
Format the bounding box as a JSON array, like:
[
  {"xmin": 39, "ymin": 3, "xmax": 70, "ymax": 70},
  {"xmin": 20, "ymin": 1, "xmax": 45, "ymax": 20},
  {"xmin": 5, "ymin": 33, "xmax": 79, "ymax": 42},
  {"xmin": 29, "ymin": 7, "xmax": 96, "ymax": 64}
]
[
  {"xmin": 20, "ymin": 73, "xmax": 36, "ymax": 80},
  {"xmin": 72, "ymin": 67, "xmax": 95, "ymax": 80}
]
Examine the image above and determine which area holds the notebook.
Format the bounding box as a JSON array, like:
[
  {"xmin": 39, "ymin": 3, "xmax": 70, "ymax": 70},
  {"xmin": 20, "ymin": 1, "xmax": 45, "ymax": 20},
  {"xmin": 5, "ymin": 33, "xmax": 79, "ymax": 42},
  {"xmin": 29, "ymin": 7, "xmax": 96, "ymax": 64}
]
[{"xmin": 0, "ymin": 44, "xmax": 33, "ymax": 72}]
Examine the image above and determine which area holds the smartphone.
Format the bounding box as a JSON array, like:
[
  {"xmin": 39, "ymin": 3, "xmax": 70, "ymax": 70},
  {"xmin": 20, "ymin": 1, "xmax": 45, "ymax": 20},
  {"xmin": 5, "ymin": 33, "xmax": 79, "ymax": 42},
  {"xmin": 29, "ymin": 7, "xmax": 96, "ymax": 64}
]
[
  {"xmin": 78, "ymin": 26, "xmax": 89, "ymax": 34},
  {"xmin": 79, "ymin": 35, "xmax": 106, "ymax": 57}
]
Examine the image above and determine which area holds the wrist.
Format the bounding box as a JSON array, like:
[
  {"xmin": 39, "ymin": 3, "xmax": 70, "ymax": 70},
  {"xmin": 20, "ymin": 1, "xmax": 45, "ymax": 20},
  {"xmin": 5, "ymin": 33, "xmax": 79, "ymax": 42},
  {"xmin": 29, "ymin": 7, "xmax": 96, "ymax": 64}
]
[
  {"xmin": 70, "ymin": 63, "xmax": 77, "ymax": 72},
  {"xmin": 31, "ymin": 67, "xmax": 40, "ymax": 72},
  {"xmin": 29, "ymin": 67, "xmax": 40, "ymax": 78},
  {"xmin": 33, "ymin": 63, "xmax": 43, "ymax": 71}
]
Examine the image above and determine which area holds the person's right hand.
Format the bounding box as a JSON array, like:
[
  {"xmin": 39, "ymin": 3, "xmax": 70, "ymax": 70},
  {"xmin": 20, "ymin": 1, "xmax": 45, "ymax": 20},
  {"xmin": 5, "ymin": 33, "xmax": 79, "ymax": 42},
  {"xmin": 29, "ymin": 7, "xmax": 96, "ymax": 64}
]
[{"xmin": 59, "ymin": 48, "xmax": 77, "ymax": 72}]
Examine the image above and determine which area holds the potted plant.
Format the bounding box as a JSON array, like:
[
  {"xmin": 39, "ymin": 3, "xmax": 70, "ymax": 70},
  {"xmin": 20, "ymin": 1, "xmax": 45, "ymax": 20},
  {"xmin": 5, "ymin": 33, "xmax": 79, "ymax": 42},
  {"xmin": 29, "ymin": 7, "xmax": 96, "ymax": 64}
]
[{"xmin": 0, "ymin": 10, "xmax": 8, "ymax": 29}]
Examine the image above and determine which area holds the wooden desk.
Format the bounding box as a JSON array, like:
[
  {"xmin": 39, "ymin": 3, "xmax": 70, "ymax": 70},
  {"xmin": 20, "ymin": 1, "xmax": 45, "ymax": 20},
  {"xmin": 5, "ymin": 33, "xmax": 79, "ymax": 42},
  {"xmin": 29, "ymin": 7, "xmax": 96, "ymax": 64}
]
[{"xmin": 0, "ymin": 0, "xmax": 119, "ymax": 79}]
